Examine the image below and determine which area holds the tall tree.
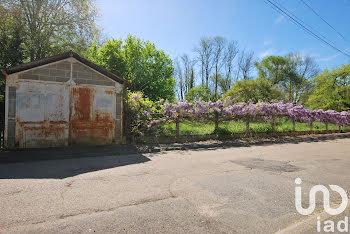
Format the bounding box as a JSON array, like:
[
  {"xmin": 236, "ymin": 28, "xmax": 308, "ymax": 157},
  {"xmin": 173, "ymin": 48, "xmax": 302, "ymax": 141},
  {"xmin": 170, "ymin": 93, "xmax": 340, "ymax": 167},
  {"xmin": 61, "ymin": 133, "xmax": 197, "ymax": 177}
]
[
  {"xmin": 223, "ymin": 78, "xmax": 284, "ymax": 103},
  {"xmin": 256, "ymin": 54, "xmax": 319, "ymax": 104},
  {"xmin": 307, "ymin": 64, "xmax": 350, "ymax": 111},
  {"xmin": 217, "ymin": 73, "xmax": 231, "ymax": 94},
  {"xmin": 88, "ymin": 35, "xmax": 175, "ymax": 101},
  {"xmin": 287, "ymin": 53, "xmax": 319, "ymax": 104},
  {"xmin": 174, "ymin": 53, "xmax": 196, "ymax": 100},
  {"xmin": 235, "ymin": 50, "xmax": 244, "ymax": 82},
  {"xmin": 1, "ymin": 0, "xmax": 100, "ymax": 61},
  {"xmin": 212, "ymin": 36, "xmax": 226, "ymax": 99},
  {"xmin": 238, "ymin": 50, "xmax": 255, "ymax": 80},
  {"xmin": 0, "ymin": 4, "xmax": 25, "ymax": 67},
  {"xmin": 189, "ymin": 67, "xmax": 194, "ymax": 90},
  {"xmin": 88, "ymin": 39, "xmax": 126, "ymax": 77},
  {"xmin": 174, "ymin": 58, "xmax": 184, "ymax": 101},
  {"xmin": 0, "ymin": 4, "xmax": 25, "ymax": 101},
  {"xmin": 195, "ymin": 37, "xmax": 214, "ymax": 86},
  {"xmin": 223, "ymin": 40, "xmax": 239, "ymax": 91},
  {"xmin": 255, "ymin": 55, "xmax": 292, "ymax": 84},
  {"xmin": 181, "ymin": 54, "xmax": 195, "ymax": 93}
]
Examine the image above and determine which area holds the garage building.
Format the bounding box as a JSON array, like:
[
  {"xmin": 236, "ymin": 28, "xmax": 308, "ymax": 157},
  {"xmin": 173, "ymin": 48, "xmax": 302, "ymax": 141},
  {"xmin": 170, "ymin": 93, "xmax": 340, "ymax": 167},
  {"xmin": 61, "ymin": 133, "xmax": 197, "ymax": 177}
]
[{"xmin": 1, "ymin": 51, "xmax": 128, "ymax": 148}]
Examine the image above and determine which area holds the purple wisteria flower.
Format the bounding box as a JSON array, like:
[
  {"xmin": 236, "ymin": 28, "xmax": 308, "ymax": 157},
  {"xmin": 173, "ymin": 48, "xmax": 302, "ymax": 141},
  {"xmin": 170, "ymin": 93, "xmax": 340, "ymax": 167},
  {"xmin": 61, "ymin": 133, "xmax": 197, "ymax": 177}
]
[
  {"xmin": 137, "ymin": 96, "xmax": 350, "ymax": 129},
  {"xmin": 132, "ymin": 95, "xmax": 139, "ymax": 101}
]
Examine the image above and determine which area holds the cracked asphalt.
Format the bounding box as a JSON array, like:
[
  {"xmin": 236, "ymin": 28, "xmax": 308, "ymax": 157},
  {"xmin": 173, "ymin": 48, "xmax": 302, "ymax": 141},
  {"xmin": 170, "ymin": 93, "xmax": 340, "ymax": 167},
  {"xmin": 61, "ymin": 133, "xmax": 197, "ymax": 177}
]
[{"xmin": 0, "ymin": 137, "xmax": 350, "ymax": 233}]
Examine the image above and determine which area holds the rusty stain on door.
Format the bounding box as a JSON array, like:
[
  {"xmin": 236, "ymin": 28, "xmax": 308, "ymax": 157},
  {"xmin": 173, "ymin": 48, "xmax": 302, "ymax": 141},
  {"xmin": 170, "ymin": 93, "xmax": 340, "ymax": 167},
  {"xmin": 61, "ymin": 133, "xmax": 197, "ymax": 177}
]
[
  {"xmin": 14, "ymin": 81, "xmax": 116, "ymax": 148},
  {"xmin": 69, "ymin": 86, "xmax": 115, "ymax": 145},
  {"xmin": 20, "ymin": 120, "xmax": 68, "ymax": 148}
]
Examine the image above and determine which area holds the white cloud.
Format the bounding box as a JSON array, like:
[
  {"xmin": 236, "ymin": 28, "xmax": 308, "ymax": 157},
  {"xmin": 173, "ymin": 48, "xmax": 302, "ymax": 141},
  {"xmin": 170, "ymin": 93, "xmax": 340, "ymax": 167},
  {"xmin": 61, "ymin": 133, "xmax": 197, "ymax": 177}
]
[
  {"xmin": 317, "ymin": 53, "xmax": 340, "ymax": 62},
  {"xmin": 299, "ymin": 48, "xmax": 320, "ymax": 58},
  {"xmin": 263, "ymin": 39, "xmax": 272, "ymax": 46},
  {"xmin": 316, "ymin": 47, "xmax": 350, "ymax": 62},
  {"xmin": 274, "ymin": 15, "xmax": 285, "ymax": 24},
  {"xmin": 259, "ymin": 49, "xmax": 275, "ymax": 59}
]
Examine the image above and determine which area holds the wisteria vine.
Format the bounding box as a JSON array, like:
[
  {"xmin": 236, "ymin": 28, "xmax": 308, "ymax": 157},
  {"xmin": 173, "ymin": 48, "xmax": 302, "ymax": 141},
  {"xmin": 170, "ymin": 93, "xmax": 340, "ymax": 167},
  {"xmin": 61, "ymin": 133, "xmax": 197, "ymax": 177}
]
[{"xmin": 129, "ymin": 94, "xmax": 350, "ymax": 133}]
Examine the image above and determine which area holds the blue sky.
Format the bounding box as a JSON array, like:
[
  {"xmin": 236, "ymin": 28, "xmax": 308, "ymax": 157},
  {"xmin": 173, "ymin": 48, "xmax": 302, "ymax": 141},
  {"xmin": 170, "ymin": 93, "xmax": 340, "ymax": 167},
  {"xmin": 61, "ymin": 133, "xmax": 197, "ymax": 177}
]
[{"xmin": 95, "ymin": 0, "xmax": 350, "ymax": 71}]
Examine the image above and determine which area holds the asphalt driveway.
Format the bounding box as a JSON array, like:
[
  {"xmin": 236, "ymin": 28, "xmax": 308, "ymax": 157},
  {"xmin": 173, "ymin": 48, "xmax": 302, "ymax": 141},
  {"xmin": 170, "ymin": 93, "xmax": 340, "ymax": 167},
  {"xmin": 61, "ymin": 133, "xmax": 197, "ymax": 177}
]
[{"xmin": 0, "ymin": 137, "xmax": 350, "ymax": 233}]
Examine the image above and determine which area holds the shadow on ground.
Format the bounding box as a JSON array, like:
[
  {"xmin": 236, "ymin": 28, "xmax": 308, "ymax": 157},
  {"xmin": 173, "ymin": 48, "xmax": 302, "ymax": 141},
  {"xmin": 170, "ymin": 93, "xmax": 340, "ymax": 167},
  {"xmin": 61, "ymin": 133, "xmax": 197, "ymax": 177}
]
[
  {"xmin": 148, "ymin": 132, "xmax": 350, "ymax": 154},
  {"xmin": 0, "ymin": 145, "xmax": 142, "ymax": 163},
  {"xmin": 0, "ymin": 146, "xmax": 150, "ymax": 179},
  {"xmin": 0, "ymin": 133, "xmax": 348, "ymax": 179}
]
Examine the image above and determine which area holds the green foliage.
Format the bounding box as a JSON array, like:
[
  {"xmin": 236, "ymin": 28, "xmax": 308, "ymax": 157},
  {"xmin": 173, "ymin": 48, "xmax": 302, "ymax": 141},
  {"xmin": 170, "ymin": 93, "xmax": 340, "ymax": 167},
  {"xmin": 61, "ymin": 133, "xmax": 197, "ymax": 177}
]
[
  {"xmin": 125, "ymin": 91, "xmax": 157, "ymax": 136},
  {"xmin": 209, "ymin": 73, "xmax": 230, "ymax": 100},
  {"xmin": 88, "ymin": 39, "xmax": 126, "ymax": 77},
  {"xmin": 125, "ymin": 91, "xmax": 169, "ymax": 137},
  {"xmin": 223, "ymin": 78, "xmax": 284, "ymax": 103},
  {"xmin": 255, "ymin": 54, "xmax": 318, "ymax": 104},
  {"xmin": 0, "ymin": 5, "xmax": 25, "ymax": 101},
  {"xmin": 217, "ymin": 73, "xmax": 232, "ymax": 94},
  {"xmin": 185, "ymin": 85, "xmax": 211, "ymax": 102},
  {"xmin": 88, "ymin": 35, "xmax": 175, "ymax": 101},
  {"xmin": 307, "ymin": 64, "xmax": 350, "ymax": 111},
  {"xmin": 160, "ymin": 120, "xmax": 214, "ymax": 136},
  {"xmin": 256, "ymin": 55, "xmax": 292, "ymax": 84},
  {"xmin": 158, "ymin": 120, "xmax": 348, "ymax": 136},
  {"xmin": 1, "ymin": 0, "xmax": 100, "ymax": 61},
  {"xmin": 0, "ymin": 5, "xmax": 25, "ymax": 67}
]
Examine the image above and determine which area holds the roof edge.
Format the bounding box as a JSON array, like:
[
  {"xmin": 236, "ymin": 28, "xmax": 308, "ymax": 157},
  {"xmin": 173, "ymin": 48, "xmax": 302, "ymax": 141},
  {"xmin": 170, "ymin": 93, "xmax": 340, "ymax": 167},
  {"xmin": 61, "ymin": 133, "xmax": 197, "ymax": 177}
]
[{"xmin": 4, "ymin": 51, "xmax": 129, "ymax": 86}]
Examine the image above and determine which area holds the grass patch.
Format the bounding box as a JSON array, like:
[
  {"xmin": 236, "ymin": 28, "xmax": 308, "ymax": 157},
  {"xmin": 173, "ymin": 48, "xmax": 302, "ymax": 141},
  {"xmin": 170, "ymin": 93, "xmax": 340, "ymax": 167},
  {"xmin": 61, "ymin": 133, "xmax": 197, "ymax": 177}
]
[
  {"xmin": 154, "ymin": 119, "xmax": 349, "ymax": 136},
  {"xmin": 159, "ymin": 121, "xmax": 214, "ymax": 136}
]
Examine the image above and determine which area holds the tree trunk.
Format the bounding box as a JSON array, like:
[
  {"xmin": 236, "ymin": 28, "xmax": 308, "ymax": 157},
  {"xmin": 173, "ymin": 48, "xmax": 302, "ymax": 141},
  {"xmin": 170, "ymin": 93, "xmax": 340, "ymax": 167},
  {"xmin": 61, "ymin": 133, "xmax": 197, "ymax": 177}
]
[
  {"xmin": 214, "ymin": 112, "xmax": 219, "ymax": 134},
  {"xmin": 309, "ymin": 122, "xmax": 313, "ymax": 131},
  {"xmin": 271, "ymin": 118, "xmax": 275, "ymax": 132},
  {"xmin": 325, "ymin": 122, "xmax": 329, "ymax": 131},
  {"xmin": 289, "ymin": 81, "xmax": 292, "ymax": 103},
  {"xmin": 292, "ymin": 120, "xmax": 296, "ymax": 131},
  {"xmin": 206, "ymin": 66, "xmax": 209, "ymax": 86},
  {"xmin": 201, "ymin": 62, "xmax": 204, "ymax": 86},
  {"xmin": 180, "ymin": 84, "xmax": 183, "ymax": 101},
  {"xmin": 176, "ymin": 119, "xmax": 180, "ymax": 138},
  {"xmin": 190, "ymin": 68, "xmax": 194, "ymax": 89},
  {"xmin": 215, "ymin": 65, "xmax": 218, "ymax": 99},
  {"xmin": 245, "ymin": 120, "xmax": 250, "ymax": 133}
]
